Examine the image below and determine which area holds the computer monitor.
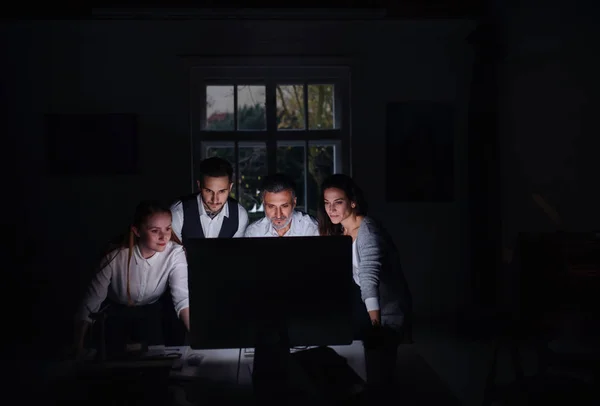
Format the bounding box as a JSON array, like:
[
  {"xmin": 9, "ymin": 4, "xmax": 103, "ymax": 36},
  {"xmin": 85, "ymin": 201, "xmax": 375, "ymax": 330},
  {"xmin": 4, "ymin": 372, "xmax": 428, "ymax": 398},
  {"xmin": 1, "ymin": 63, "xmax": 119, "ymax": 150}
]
[{"xmin": 186, "ymin": 236, "xmax": 354, "ymax": 350}]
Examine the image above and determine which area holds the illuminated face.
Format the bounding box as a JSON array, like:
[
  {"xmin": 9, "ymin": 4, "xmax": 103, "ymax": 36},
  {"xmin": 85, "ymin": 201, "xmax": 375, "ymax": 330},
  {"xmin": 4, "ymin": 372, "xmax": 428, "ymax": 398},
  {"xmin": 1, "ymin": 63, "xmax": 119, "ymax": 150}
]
[
  {"xmin": 197, "ymin": 175, "xmax": 233, "ymax": 213},
  {"xmin": 323, "ymin": 187, "xmax": 355, "ymax": 225},
  {"xmin": 132, "ymin": 212, "xmax": 172, "ymax": 258},
  {"xmin": 263, "ymin": 190, "xmax": 296, "ymax": 231}
]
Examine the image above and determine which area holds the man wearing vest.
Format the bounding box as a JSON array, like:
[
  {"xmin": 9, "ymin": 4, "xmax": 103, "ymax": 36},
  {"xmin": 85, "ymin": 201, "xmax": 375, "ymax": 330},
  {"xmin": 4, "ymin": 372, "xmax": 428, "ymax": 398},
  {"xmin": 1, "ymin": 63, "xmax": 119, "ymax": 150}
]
[{"xmin": 171, "ymin": 157, "xmax": 249, "ymax": 246}]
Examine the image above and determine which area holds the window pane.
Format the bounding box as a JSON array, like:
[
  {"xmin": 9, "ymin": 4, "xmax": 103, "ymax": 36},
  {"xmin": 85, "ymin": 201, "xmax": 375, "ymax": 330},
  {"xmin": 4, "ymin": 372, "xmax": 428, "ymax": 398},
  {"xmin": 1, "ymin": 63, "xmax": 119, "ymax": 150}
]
[
  {"xmin": 239, "ymin": 142, "xmax": 267, "ymax": 223},
  {"xmin": 307, "ymin": 142, "xmax": 338, "ymax": 218},
  {"xmin": 276, "ymin": 85, "xmax": 305, "ymax": 130},
  {"xmin": 205, "ymin": 85, "xmax": 234, "ymax": 131},
  {"xmin": 277, "ymin": 142, "xmax": 306, "ymax": 212},
  {"xmin": 308, "ymin": 84, "xmax": 336, "ymax": 130},
  {"xmin": 203, "ymin": 142, "xmax": 236, "ymax": 198},
  {"xmin": 238, "ymin": 85, "xmax": 266, "ymax": 131}
]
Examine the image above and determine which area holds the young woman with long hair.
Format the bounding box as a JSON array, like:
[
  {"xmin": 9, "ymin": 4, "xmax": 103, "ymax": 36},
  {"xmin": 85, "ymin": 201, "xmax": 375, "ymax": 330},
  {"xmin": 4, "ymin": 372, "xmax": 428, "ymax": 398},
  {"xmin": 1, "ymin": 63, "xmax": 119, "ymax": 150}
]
[
  {"xmin": 318, "ymin": 174, "xmax": 412, "ymax": 395},
  {"xmin": 74, "ymin": 200, "xmax": 190, "ymax": 356}
]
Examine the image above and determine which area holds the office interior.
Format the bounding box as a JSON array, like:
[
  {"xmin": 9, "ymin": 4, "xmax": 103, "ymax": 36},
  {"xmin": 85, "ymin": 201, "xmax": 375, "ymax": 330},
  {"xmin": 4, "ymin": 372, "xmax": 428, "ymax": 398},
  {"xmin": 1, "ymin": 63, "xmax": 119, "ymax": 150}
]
[{"xmin": 6, "ymin": 1, "xmax": 600, "ymax": 405}]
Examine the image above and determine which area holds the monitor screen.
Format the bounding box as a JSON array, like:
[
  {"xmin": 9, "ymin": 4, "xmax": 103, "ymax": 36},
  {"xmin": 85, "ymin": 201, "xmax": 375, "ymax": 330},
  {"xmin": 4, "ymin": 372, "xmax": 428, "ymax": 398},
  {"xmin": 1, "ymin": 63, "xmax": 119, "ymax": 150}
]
[{"xmin": 186, "ymin": 236, "xmax": 354, "ymax": 349}]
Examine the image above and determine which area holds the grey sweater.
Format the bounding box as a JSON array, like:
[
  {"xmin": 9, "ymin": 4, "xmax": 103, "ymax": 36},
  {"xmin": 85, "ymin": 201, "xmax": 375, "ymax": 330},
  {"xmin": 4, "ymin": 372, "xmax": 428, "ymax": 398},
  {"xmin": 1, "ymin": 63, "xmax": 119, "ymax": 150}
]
[{"xmin": 355, "ymin": 217, "xmax": 412, "ymax": 329}]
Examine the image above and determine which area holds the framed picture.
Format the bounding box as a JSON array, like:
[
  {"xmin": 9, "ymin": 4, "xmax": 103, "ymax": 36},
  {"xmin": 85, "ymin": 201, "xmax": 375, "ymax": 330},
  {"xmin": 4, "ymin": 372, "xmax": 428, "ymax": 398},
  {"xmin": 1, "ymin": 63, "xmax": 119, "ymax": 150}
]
[
  {"xmin": 385, "ymin": 102, "xmax": 454, "ymax": 202},
  {"xmin": 45, "ymin": 113, "xmax": 138, "ymax": 176}
]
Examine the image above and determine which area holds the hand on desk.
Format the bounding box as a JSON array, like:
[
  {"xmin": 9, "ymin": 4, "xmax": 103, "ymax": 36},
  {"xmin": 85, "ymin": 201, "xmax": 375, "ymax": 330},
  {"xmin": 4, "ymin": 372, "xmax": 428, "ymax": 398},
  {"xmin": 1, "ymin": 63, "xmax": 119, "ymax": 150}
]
[{"xmin": 186, "ymin": 354, "xmax": 204, "ymax": 366}]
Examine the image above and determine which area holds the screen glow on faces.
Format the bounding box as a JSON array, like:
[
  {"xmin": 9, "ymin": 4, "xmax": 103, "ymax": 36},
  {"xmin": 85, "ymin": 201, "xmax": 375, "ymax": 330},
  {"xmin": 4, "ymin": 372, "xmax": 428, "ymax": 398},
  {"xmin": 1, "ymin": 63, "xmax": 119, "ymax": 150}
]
[
  {"xmin": 264, "ymin": 190, "xmax": 296, "ymax": 230},
  {"xmin": 198, "ymin": 175, "xmax": 232, "ymax": 212},
  {"xmin": 323, "ymin": 187, "xmax": 354, "ymax": 224},
  {"xmin": 133, "ymin": 212, "xmax": 173, "ymax": 258}
]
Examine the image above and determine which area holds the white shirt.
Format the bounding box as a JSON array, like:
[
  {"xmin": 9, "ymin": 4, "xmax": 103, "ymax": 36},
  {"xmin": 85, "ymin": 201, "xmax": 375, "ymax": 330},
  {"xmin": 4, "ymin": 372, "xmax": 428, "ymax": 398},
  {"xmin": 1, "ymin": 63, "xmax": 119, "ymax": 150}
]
[
  {"xmin": 170, "ymin": 194, "xmax": 249, "ymax": 240},
  {"xmin": 352, "ymin": 240, "xmax": 380, "ymax": 312},
  {"xmin": 244, "ymin": 211, "xmax": 319, "ymax": 237},
  {"xmin": 76, "ymin": 241, "xmax": 189, "ymax": 323}
]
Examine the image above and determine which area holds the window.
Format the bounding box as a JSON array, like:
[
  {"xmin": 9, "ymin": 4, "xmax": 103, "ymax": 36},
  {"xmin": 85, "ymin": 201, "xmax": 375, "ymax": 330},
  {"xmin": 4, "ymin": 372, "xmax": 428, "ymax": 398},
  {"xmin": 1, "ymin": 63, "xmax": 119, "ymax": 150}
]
[{"xmin": 191, "ymin": 66, "xmax": 350, "ymax": 221}]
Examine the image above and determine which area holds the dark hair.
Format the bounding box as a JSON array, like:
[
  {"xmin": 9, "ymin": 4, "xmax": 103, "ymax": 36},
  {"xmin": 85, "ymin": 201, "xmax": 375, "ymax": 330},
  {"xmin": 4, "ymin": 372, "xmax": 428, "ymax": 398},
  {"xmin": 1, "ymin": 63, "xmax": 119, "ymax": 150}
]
[
  {"xmin": 197, "ymin": 157, "xmax": 234, "ymax": 185},
  {"xmin": 317, "ymin": 174, "xmax": 368, "ymax": 236},
  {"xmin": 260, "ymin": 173, "xmax": 297, "ymax": 200},
  {"xmin": 100, "ymin": 200, "xmax": 181, "ymax": 305}
]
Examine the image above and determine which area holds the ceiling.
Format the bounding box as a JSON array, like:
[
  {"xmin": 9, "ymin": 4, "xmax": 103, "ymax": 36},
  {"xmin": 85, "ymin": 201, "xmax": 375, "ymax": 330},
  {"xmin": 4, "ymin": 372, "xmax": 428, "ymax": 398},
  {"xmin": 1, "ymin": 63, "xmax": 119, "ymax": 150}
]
[{"xmin": 11, "ymin": 1, "xmax": 485, "ymax": 19}]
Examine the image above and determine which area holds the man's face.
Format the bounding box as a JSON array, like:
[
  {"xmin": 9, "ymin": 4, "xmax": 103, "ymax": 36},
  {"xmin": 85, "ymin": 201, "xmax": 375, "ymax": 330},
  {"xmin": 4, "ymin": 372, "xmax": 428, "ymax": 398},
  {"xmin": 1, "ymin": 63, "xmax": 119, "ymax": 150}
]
[
  {"xmin": 263, "ymin": 190, "xmax": 296, "ymax": 230},
  {"xmin": 197, "ymin": 175, "xmax": 232, "ymax": 212}
]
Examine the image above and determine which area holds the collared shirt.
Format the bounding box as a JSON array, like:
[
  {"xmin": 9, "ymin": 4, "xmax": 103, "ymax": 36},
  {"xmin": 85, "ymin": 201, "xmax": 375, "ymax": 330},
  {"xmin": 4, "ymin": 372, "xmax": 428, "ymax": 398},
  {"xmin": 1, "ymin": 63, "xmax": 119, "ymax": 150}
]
[
  {"xmin": 170, "ymin": 194, "xmax": 248, "ymax": 240},
  {"xmin": 76, "ymin": 241, "xmax": 189, "ymax": 323},
  {"xmin": 244, "ymin": 211, "xmax": 319, "ymax": 238}
]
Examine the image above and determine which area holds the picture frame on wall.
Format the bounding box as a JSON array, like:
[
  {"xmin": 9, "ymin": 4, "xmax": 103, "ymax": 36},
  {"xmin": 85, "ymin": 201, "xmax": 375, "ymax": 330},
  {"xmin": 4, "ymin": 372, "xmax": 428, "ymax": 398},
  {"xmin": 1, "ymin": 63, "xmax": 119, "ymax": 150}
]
[{"xmin": 385, "ymin": 101, "xmax": 454, "ymax": 202}]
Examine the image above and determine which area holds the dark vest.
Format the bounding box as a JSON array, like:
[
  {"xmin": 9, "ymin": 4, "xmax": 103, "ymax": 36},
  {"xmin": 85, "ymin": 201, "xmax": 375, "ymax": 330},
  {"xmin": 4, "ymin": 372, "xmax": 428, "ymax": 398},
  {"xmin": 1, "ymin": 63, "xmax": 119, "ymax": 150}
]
[{"xmin": 180, "ymin": 194, "xmax": 240, "ymax": 246}]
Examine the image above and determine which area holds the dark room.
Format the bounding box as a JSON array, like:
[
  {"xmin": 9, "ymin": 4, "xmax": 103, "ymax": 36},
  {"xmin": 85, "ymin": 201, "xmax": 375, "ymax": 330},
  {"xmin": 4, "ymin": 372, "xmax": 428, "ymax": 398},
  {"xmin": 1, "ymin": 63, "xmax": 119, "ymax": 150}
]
[{"xmin": 5, "ymin": 1, "xmax": 600, "ymax": 405}]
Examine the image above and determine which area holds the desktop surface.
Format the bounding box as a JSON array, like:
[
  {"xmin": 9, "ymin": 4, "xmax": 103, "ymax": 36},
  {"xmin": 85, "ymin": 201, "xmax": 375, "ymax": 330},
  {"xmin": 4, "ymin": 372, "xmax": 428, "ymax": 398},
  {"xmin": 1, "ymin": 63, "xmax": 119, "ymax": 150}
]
[{"xmin": 32, "ymin": 342, "xmax": 369, "ymax": 406}]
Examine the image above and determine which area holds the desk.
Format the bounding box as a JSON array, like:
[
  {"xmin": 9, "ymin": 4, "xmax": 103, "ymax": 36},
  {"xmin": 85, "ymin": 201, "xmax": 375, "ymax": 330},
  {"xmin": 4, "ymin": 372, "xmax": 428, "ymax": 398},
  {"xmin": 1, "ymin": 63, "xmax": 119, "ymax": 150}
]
[
  {"xmin": 169, "ymin": 340, "xmax": 366, "ymax": 383},
  {"xmin": 44, "ymin": 341, "xmax": 367, "ymax": 405},
  {"xmin": 173, "ymin": 341, "xmax": 367, "ymax": 405}
]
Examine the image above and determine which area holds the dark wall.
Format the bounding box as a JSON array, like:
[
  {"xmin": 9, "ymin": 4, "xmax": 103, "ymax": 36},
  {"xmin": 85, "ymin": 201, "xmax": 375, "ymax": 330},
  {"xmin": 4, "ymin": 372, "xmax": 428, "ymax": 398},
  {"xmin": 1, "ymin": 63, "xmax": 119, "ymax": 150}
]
[
  {"xmin": 491, "ymin": 1, "xmax": 600, "ymax": 312},
  {"xmin": 466, "ymin": 22, "xmax": 502, "ymax": 313},
  {"xmin": 6, "ymin": 18, "xmax": 476, "ymax": 349}
]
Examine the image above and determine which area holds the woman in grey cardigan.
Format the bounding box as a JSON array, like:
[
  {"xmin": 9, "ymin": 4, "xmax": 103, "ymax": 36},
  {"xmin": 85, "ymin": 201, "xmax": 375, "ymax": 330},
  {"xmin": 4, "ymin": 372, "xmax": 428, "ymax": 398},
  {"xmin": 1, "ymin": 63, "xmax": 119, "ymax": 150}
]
[
  {"xmin": 318, "ymin": 174, "xmax": 412, "ymax": 338},
  {"xmin": 318, "ymin": 174, "xmax": 412, "ymax": 393}
]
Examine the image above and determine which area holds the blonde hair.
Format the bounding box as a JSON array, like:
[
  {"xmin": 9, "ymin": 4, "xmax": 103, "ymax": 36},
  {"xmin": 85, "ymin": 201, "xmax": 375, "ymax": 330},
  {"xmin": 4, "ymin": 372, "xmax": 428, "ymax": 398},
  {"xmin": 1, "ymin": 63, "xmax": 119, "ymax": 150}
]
[{"xmin": 99, "ymin": 200, "xmax": 182, "ymax": 306}]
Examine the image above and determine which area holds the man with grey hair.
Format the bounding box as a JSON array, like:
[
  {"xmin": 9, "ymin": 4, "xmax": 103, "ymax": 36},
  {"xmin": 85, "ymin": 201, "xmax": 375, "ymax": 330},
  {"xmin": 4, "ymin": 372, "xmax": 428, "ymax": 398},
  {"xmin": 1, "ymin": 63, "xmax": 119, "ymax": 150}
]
[{"xmin": 244, "ymin": 173, "xmax": 319, "ymax": 237}]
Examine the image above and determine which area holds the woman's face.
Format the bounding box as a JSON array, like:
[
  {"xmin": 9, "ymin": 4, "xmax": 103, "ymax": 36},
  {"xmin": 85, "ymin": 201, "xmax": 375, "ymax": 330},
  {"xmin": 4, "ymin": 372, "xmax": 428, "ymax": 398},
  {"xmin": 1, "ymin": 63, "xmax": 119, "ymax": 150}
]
[
  {"xmin": 133, "ymin": 212, "xmax": 172, "ymax": 255},
  {"xmin": 323, "ymin": 187, "xmax": 355, "ymax": 224}
]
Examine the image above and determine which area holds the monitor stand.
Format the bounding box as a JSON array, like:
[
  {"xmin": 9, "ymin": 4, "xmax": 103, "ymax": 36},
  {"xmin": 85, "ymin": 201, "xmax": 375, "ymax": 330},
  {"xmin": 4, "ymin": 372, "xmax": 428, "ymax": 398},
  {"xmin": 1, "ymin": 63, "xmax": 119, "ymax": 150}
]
[{"xmin": 251, "ymin": 320, "xmax": 292, "ymax": 403}]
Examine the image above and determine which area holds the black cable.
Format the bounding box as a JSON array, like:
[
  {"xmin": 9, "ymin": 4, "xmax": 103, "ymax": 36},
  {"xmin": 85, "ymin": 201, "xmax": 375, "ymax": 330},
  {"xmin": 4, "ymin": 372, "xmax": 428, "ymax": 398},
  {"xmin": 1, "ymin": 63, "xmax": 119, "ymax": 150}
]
[{"xmin": 236, "ymin": 347, "xmax": 242, "ymax": 384}]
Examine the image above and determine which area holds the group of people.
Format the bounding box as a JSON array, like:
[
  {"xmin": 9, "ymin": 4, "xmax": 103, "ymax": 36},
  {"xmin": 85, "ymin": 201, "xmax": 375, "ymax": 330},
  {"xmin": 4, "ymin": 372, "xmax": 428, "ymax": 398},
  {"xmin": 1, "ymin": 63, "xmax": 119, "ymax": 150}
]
[{"xmin": 74, "ymin": 156, "xmax": 411, "ymax": 387}]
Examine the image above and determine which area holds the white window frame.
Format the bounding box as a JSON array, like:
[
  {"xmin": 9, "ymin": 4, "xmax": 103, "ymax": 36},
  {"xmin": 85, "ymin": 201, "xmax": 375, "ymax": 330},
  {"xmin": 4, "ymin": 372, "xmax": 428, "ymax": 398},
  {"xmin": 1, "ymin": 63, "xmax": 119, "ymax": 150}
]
[{"xmin": 188, "ymin": 58, "xmax": 351, "ymax": 215}]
